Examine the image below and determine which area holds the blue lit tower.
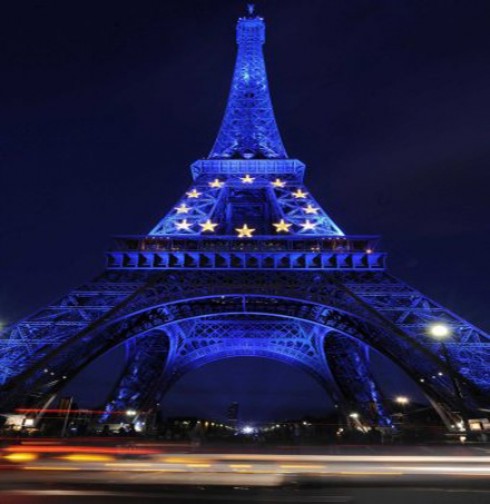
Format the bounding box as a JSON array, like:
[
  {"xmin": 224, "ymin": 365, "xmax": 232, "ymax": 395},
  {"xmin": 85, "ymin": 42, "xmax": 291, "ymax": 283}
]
[{"xmin": 1, "ymin": 8, "xmax": 489, "ymax": 431}]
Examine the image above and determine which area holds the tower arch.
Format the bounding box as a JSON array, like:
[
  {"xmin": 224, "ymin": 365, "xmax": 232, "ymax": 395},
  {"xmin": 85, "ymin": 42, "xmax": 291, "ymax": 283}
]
[{"xmin": 3, "ymin": 292, "xmax": 483, "ymax": 426}]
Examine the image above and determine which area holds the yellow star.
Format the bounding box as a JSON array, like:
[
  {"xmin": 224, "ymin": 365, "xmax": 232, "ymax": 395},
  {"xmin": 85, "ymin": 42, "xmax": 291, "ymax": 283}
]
[
  {"xmin": 209, "ymin": 179, "xmax": 224, "ymax": 189},
  {"xmin": 301, "ymin": 220, "xmax": 316, "ymax": 231},
  {"xmin": 271, "ymin": 178, "xmax": 286, "ymax": 188},
  {"xmin": 292, "ymin": 189, "xmax": 308, "ymax": 199},
  {"xmin": 199, "ymin": 219, "xmax": 218, "ymax": 232},
  {"xmin": 235, "ymin": 223, "xmax": 255, "ymax": 238},
  {"xmin": 273, "ymin": 219, "xmax": 292, "ymax": 233},
  {"xmin": 240, "ymin": 174, "xmax": 255, "ymax": 184},
  {"xmin": 186, "ymin": 188, "xmax": 201, "ymax": 198},
  {"xmin": 175, "ymin": 204, "xmax": 190, "ymax": 214},
  {"xmin": 303, "ymin": 204, "xmax": 319, "ymax": 214},
  {"xmin": 175, "ymin": 219, "xmax": 192, "ymax": 231}
]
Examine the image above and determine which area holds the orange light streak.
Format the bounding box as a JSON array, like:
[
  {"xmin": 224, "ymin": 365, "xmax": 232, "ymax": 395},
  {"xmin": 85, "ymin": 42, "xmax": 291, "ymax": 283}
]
[{"xmin": 3, "ymin": 445, "xmax": 158, "ymax": 455}]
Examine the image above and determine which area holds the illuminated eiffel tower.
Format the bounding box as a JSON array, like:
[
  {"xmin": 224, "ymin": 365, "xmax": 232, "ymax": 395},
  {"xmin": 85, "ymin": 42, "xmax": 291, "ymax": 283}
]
[{"xmin": 1, "ymin": 7, "xmax": 489, "ymax": 430}]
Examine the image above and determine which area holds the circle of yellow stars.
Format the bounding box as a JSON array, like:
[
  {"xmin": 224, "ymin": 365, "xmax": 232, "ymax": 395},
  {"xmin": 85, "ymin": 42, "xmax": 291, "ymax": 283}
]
[{"xmin": 172, "ymin": 179, "xmax": 321, "ymax": 236}]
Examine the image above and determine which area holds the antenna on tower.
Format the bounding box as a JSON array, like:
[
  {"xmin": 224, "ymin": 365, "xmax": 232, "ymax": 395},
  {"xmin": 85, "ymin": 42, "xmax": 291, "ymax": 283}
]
[{"xmin": 247, "ymin": 3, "xmax": 255, "ymax": 16}]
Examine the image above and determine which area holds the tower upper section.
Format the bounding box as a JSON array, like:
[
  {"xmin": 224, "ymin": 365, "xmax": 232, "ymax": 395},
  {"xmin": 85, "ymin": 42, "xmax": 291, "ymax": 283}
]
[
  {"xmin": 146, "ymin": 8, "xmax": 344, "ymax": 239},
  {"xmin": 209, "ymin": 11, "xmax": 287, "ymax": 160},
  {"xmin": 107, "ymin": 9, "xmax": 386, "ymax": 271}
]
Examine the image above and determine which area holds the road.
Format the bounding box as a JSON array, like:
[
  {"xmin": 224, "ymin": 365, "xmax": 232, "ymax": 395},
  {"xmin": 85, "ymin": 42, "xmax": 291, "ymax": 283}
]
[
  {"xmin": 1, "ymin": 482, "xmax": 490, "ymax": 504},
  {"xmin": 1, "ymin": 440, "xmax": 490, "ymax": 502}
]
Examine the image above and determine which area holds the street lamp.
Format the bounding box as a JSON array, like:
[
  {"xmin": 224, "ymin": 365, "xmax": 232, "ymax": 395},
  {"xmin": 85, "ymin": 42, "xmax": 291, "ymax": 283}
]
[
  {"xmin": 427, "ymin": 322, "xmax": 469, "ymax": 432},
  {"xmin": 429, "ymin": 323, "xmax": 451, "ymax": 339},
  {"xmin": 394, "ymin": 396, "xmax": 410, "ymax": 426},
  {"xmin": 395, "ymin": 396, "xmax": 409, "ymax": 406}
]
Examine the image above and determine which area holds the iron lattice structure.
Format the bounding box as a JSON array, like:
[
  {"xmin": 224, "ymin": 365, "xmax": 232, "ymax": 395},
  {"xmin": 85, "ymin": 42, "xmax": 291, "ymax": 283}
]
[{"xmin": 1, "ymin": 10, "xmax": 489, "ymax": 428}]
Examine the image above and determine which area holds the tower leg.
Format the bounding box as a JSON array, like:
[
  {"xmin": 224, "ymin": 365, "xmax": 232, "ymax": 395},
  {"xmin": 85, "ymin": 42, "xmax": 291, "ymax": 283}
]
[
  {"xmin": 100, "ymin": 329, "xmax": 170, "ymax": 424},
  {"xmin": 325, "ymin": 332, "xmax": 390, "ymax": 428}
]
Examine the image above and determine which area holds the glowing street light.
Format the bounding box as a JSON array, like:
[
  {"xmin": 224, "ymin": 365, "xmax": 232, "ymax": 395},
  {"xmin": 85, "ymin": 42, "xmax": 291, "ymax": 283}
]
[
  {"xmin": 349, "ymin": 412, "xmax": 359, "ymax": 419},
  {"xmin": 429, "ymin": 323, "xmax": 451, "ymax": 339},
  {"xmin": 395, "ymin": 396, "xmax": 409, "ymax": 405},
  {"xmin": 125, "ymin": 409, "xmax": 137, "ymax": 417},
  {"xmin": 427, "ymin": 322, "xmax": 469, "ymax": 432}
]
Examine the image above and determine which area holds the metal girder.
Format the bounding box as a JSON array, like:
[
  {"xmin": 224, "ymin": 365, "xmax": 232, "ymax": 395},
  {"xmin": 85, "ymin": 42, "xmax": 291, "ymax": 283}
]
[
  {"xmin": 325, "ymin": 332, "xmax": 391, "ymax": 427},
  {"xmin": 341, "ymin": 271, "xmax": 490, "ymax": 394},
  {"xmin": 101, "ymin": 329, "xmax": 170, "ymax": 422},
  {"xmin": 100, "ymin": 317, "xmax": 347, "ymax": 416},
  {"xmin": 167, "ymin": 317, "xmax": 329, "ymax": 382},
  {"xmin": 0, "ymin": 271, "xmax": 147, "ymax": 386},
  {"xmin": 1, "ymin": 270, "xmax": 489, "ymax": 416},
  {"xmin": 147, "ymin": 173, "xmax": 344, "ymax": 239},
  {"xmin": 209, "ymin": 14, "xmax": 287, "ymax": 159}
]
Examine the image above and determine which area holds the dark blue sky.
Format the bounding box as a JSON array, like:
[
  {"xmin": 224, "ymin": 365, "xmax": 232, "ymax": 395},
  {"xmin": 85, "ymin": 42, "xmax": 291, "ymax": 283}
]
[{"xmin": 1, "ymin": 0, "xmax": 489, "ymax": 420}]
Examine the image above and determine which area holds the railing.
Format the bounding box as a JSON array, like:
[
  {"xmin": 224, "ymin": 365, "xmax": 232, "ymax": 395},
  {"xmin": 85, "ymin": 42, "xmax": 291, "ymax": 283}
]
[
  {"xmin": 191, "ymin": 159, "xmax": 306, "ymax": 180},
  {"xmin": 110, "ymin": 235, "xmax": 381, "ymax": 254}
]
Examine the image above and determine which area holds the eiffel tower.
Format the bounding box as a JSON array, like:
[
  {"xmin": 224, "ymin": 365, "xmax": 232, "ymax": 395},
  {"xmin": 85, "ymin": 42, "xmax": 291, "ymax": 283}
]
[{"xmin": 1, "ymin": 7, "xmax": 489, "ymax": 430}]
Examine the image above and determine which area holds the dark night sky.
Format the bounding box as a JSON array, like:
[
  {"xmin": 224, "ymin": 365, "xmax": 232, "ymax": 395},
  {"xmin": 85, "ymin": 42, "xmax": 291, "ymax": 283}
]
[{"xmin": 1, "ymin": 0, "xmax": 490, "ymax": 421}]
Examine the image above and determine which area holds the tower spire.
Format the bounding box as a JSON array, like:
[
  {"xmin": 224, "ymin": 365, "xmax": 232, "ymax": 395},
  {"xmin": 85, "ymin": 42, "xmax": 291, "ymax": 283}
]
[{"xmin": 209, "ymin": 11, "xmax": 287, "ymax": 159}]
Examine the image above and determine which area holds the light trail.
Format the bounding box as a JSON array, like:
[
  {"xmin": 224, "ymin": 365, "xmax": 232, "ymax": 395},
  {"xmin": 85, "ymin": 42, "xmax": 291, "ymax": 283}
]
[
  {"xmin": 23, "ymin": 466, "xmax": 81, "ymax": 471},
  {"xmin": 3, "ymin": 453, "xmax": 39, "ymax": 463},
  {"xmin": 59, "ymin": 454, "xmax": 116, "ymax": 463},
  {"xmin": 3, "ymin": 446, "xmax": 490, "ymax": 483},
  {"xmin": 3, "ymin": 445, "xmax": 158, "ymax": 455}
]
